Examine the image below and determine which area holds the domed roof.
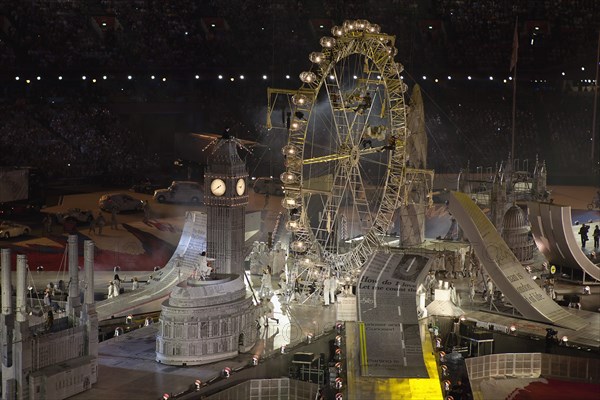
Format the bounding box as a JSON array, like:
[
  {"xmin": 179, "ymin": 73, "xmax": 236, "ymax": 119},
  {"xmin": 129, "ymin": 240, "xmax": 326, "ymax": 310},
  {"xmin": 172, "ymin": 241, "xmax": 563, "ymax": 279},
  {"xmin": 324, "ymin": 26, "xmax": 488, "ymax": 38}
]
[
  {"xmin": 167, "ymin": 274, "xmax": 246, "ymax": 307},
  {"xmin": 503, "ymin": 205, "xmax": 528, "ymax": 230}
]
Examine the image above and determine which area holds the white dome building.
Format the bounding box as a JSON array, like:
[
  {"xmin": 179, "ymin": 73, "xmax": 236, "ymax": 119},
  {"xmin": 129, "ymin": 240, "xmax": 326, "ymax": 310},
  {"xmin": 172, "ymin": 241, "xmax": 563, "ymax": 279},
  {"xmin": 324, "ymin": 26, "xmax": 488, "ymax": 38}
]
[
  {"xmin": 156, "ymin": 274, "xmax": 262, "ymax": 366},
  {"xmin": 501, "ymin": 205, "xmax": 535, "ymax": 264}
]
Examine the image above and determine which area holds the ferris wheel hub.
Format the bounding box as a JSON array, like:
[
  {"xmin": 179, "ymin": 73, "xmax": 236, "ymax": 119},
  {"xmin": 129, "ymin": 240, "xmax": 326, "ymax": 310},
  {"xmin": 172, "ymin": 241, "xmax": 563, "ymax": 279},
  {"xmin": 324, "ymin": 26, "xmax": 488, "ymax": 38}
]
[{"xmin": 350, "ymin": 146, "xmax": 361, "ymax": 167}]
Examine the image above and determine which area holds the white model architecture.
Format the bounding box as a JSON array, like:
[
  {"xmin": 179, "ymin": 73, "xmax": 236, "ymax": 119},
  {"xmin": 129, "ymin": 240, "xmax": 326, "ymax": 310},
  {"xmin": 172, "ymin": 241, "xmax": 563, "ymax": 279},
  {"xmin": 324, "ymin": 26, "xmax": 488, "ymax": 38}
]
[
  {"xmin": 1, "ymin": 236, "xmax": 98, "ymax": 400},
  {"xmin": 156, "ymin": 133, "xmax": 262, "ymax": 366},
  {"xmin": 155, "ymin": 274, "xmax": 262, "ymax": 365}
]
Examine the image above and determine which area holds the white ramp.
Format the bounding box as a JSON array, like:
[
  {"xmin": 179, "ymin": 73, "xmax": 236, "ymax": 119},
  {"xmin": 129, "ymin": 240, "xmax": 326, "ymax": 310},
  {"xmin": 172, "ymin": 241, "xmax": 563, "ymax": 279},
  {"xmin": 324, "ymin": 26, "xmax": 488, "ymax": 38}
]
[
  {"xmin": 357, "ymin": 251, "xmax": 432, "ymax": 378},
  {"xmin": 96, "ymin": 211, "xmax": 206, "ymax": 320},
  {"xmin": 528, "ymin": 202, "xmax": 600, "ymax": 281},
  {"xmin": 448, "ymin": 192, "xmax": 587, "ymax": 331}
]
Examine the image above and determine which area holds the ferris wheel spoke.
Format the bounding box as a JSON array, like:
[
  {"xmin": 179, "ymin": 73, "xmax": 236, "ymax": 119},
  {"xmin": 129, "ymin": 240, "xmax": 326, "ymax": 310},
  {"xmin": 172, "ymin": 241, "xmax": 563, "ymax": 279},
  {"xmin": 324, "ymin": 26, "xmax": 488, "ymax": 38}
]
[
  {"xmin": 347, "ymin": 164, "xmax": 374, "ymax": 232},
  {"xmin": 303, "ymin": 153, "xmax": 350, "ymax": 165},
  {"xmin": 324, "ymin": 68, "xmax": 354, "ymax": 149},
  {"xmin": 314, "ymin": 160, "xmax": 351, "ymax": 250}
]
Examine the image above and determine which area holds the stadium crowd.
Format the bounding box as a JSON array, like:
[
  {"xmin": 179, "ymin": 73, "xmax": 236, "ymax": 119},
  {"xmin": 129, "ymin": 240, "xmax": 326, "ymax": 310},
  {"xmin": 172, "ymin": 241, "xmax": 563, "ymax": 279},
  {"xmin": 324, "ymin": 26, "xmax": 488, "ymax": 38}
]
[{"xmin": 0, "ymin": 0, "xmax": 597, "ymax": 182}]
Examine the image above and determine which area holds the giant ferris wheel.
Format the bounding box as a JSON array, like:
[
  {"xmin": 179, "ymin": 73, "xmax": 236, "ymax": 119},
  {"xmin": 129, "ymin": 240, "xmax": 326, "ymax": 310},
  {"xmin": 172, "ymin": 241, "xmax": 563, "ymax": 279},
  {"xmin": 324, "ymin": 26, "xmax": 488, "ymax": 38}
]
[{"xmin": 267, "ymin": 20, "xmax": 432, "ymax": 292}]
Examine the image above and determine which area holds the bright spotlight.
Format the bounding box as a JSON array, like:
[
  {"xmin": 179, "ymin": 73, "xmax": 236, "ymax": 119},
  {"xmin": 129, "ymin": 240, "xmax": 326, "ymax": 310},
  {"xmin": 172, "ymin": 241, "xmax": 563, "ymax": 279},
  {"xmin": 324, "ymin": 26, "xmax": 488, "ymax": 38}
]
[
  {"xmin": 467, "ymin": 75, "xmax": 472, "ymax": 80},
  {"xmin": 239, "ymin": 75, "xmax": 244, "ymax": 79},
  {"xmin": 15, "ymin": 76, "xmax": 19, "ymax": 81},
  {"xmin": 218, "ymin": 75, "xmax": 223, "ymax": 79},
  {"xmin": 262, "ymin": 75, "xmax": 267, "ymax": 80},
  {"xmin": 195, "ymin": 74, "xmax": 200, "ymax": 79},
  {"xmin": 489, "ymin": 76, "xmax": 493, "ymax": 80},
  {"xmin": 127, "ymin": 75, "xmax": 132, "ymax": 80},
  {"xmin": 82, "ymin": 75, "xmax": 87, "ymax": 80},
  {"xmin": 103, "ymin": 75, "xmax": 107, "ymax": 80},
  {"xmin": 151, "ymin": 75, "xmax": 155, "ymax": 80}
]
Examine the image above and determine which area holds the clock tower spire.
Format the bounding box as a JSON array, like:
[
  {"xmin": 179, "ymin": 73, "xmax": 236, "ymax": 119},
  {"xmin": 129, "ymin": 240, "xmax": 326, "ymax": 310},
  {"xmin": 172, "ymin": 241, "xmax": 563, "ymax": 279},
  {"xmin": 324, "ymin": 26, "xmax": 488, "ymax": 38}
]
[{"xmin": 204, "ymin": 129, "xmax": 249, "ymax": 275}]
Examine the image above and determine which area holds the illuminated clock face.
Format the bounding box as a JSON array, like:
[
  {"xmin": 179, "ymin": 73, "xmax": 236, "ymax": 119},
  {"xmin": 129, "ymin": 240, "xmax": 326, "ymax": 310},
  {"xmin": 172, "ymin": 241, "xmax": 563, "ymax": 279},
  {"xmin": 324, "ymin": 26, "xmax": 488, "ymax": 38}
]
[
  {"xmin": 210, "ymin": 178, "xmax": 226, "ymax": 196},
  {"xmin": 236, "ymin": 178, "xmax": 246, "ymax": 196}
]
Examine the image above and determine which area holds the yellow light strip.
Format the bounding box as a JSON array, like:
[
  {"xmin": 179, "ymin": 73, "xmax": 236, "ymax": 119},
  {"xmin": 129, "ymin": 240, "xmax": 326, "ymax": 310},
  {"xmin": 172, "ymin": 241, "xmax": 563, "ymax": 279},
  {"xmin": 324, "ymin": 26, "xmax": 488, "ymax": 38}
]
[{"xmin": 358, "ymin": 321, "xmax": 368, "ymax": 375}]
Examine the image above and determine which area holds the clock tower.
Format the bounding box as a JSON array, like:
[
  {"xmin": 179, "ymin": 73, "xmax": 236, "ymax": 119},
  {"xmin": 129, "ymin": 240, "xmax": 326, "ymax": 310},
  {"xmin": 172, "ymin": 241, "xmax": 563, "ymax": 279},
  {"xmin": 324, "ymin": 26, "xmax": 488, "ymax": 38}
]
[{"xmin": 204, "ymin": 132, "xmax": 249, "ymax": 275}]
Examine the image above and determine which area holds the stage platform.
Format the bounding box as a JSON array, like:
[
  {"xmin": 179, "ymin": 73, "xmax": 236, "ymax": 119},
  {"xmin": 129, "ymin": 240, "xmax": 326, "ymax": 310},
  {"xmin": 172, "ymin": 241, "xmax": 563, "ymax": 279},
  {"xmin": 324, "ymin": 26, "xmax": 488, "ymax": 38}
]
[{"xmin": 70, "ymin": 290, "xmax": 338, "ymax": 400}]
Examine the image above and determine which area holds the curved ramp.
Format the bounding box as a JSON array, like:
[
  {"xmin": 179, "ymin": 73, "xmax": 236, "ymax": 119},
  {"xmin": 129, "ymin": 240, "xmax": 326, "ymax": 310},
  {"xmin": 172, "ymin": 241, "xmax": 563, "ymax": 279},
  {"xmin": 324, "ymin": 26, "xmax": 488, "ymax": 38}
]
[
  {"xmin": 528, "ymin": 202, "xmax": 600, "ymax": 281},
  {"xmin": 448, "ymin": 192, "xmax": 587, "ymax": 331},
  {"xmin": 96, "ymin": 211, "xmax": 206, "ymax": 320}
]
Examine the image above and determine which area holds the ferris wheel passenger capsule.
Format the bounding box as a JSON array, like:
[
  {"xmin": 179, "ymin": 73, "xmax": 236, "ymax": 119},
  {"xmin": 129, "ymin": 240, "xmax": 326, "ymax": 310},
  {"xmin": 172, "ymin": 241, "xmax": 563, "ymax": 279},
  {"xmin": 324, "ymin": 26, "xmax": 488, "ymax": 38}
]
[
  {"xmin": 282, "ymin": 197, "xmax": 299, "ymax": 210},
  {"xmin": 331, "ymin": 26, "xmax": 344, "ymax": 37},
  {"xmin": 285, "ymin": 220, "xmax": 301, "ymax": 232},
  {"xmin": 299, "ymin": 257, "xmax": 314, "ymax": 268},
  {"xmin": 291, "ymin": 240, "xmax": 307, "ymax": 252},
  {"xmin": 282, "ymin": 145, "xmax": 299, "ymax": 157},
  {"xmin": 309, "ymin": 52, "xmax": 325, "ymax": 64},
  {"xmin": 300, "ymin": 71, "xmax": 317, "ymax": 83},
  {"xmin": 368, "ymin": 24, "xmax": 381, "ymax": 33},
  {"xmin": 280, "ymin": 172, "xmax": 297, "ymax": 184},
  {"xmin": 319, "ymin": 37, "xmax": 336, "ymax": 48},
  {"xmin": 292, "ymin": 93, "xmax": 309, "ymax": 105},
  {"xmin": 343, "ymin": 20, "xmax": 356, "ymax": 32},
  {"xmin": 355, "ymin": 20, "xmax": 368, "ymax": 30},
  {"xmin": 290, "ymin": 119, "xmax": 305, "ymax": 131}
]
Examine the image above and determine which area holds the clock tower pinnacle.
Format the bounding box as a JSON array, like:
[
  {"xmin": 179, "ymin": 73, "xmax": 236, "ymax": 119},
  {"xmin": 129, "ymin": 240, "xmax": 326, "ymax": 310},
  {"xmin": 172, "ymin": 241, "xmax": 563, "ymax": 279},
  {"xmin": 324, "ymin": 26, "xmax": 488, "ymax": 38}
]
[{"xmin": 204, "ymin": 131, "xmax": 249, "ymax": 275}]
